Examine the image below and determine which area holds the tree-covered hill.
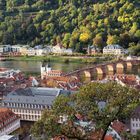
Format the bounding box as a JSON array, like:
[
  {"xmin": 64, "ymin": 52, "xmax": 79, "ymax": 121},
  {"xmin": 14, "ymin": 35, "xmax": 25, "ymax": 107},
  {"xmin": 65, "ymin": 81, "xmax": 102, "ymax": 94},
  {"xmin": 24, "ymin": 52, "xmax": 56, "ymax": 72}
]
[{"xmin": 0, "ymin": 0, "xmax": 140, "ymax": 54}]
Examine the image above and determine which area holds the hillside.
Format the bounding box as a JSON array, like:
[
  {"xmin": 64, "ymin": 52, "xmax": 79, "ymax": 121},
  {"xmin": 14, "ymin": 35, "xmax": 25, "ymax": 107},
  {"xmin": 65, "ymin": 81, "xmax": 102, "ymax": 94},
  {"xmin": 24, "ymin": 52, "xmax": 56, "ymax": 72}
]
[{"xmin": 0, "ymin": 0, "xmax": 140, "ymax": 55}]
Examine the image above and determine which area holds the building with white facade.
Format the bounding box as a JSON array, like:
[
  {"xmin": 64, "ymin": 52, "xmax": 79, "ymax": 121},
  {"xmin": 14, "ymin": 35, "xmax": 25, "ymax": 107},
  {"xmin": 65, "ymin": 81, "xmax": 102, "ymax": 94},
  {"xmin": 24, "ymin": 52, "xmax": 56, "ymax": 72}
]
[
  {"xmin": 103, "ymin": 44, "xmax": 126, "ymax": 55},
  {"xmin": 130, "ymin": 106, "xmax": 140, "ymax": 135},
  {"xmin": 52, "ymin": 44, "xmax": 73, "ymax": 55},
  {"xmin": 87, "ymin": 45, "xmax": 100, "ymax": 55},
  {"xmin": 2, "ymin": 87, "xmax": 71, "ymax": 121},
  {"xmin": 0, "ymin": 108, "xmax": 20, "ymax": 136},
  {"xmin": 0, "ymin": 47, "xmax": 4, "ymax": 54},
  {"xmin": 27, "ymin": 48, "xmax": 36, "ymax": 56},
  {"xmin": 41, "ymin": 63, "xmax": 64, "ymax": 79},
  {"xmin": 0, "ymin": 135, "xmax": 18, "ymax": 140},
  {"xmin": 35, "ymin": 49, "xmax": 44, "ymax": 56},
  {"xmin": 0, "ymin": 68, "xmax": 21, "ymax": 79},
  {"xmin": 43, "ymin": 46, "xmax": 52, "ymax": 54}
]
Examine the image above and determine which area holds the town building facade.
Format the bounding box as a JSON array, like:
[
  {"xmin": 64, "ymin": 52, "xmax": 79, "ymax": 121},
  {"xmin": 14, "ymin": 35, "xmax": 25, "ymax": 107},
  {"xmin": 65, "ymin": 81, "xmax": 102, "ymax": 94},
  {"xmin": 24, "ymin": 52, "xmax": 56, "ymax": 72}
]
[
  {"xmin": 0, "ymin": 108, "xmax": 20, "ymax": 136},
  {"xmin": 2, "ymin": 87, "xmax": 71, "ymax": 121},
  {"xmin": 103, "ymin": 45, "xmax": 126, "ymax": 55},
  {"xmin": 41, "ymin": 63, "xmax": 64, "ymax": 79},
  {"xmin": 0, "ymin": 135, "xmax": 18, "ymax": 140},
  {"xmin": 130, "ymin": 106, "xmax": 140, "ymax": 135},
  {"xmin": 87, "ymin": 45, "xmax": 100, "ymax": 55}
]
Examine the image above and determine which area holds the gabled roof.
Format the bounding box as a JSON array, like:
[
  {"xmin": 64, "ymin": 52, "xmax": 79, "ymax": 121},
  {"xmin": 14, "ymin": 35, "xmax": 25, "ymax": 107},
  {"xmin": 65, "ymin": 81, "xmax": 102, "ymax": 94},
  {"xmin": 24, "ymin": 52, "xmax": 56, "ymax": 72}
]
[
  {"xmin": 3, "ymin": 87, "xmax": 71, "ymax": 105},
  {"xmin": 111, "ymin": 120, "xmax": 128, "ymax": 134},
  {"xmin": 104, "ymin": 44, "xmax": 123, "ymax": 49},
  {"xmin": 88, "ymin": 45, "xmax": 96, "ymax": 49},
  {"xmin": 0, "ymin": 108, "xmax": 19, "ymax": 129}
]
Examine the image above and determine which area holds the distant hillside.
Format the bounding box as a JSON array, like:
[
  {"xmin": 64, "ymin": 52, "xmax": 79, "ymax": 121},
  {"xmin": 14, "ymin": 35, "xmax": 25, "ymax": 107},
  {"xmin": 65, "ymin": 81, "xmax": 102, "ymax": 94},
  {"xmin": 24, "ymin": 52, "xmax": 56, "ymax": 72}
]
[{"xmin": 0, "ymin": 0, "xmax": 140, "ymax": 55}]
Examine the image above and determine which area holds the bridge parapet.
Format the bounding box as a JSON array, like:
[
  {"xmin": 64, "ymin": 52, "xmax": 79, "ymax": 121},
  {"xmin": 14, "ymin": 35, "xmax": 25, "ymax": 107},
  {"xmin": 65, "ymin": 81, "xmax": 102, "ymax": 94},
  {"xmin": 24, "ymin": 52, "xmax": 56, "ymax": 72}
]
[
  {"xmin": 64, "ymin": 59, "xmax": 140, "ymax": 77},
  {"xmin": 123, "ymin": 56, "xmax": 140, "ymax": 61}
]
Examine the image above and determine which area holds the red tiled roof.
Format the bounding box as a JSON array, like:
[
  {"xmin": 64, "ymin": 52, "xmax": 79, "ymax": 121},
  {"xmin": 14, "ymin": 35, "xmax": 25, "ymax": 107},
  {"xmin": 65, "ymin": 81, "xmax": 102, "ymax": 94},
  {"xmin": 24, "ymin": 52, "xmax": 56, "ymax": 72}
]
[
  {"xmin": 111, "ymin": 120, "xmax": 128, "ymax": 134},
  {"xmin": 46, "ymin": 76, "xmax": 70, "ymax": 82},
  {"xmin": 0, "ymin": 78, "xmax": 14, "ymax": 83},
  {"xmin": 104, "ymin": 135, "xmax": 113, "ymax": 140},
  {"xmin": 47, "ymin": 70, "xmax": 63, "ymax": 74},
  {"xmin": 0, "ymin": 108, "xmax": 19, "ymax": 130}
]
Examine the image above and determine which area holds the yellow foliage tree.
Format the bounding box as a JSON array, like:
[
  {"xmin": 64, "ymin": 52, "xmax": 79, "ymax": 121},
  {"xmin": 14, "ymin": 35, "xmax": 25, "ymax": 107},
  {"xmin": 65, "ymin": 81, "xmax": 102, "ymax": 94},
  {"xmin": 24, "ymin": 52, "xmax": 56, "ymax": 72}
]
[{"xmin": 79, "ymin": 32, "xmax": 91, "ymax": 43}]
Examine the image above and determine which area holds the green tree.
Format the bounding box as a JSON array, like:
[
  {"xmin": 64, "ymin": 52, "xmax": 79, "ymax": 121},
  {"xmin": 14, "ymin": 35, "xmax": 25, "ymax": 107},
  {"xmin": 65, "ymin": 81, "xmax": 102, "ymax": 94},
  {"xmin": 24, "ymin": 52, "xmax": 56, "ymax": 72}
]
[
  {"xmin": 134, "ymin": 30, "xmax": 140, "ymax": 38},
  {"xmin": 62, "ymin": 33, "xmax": 71, "ymax": 48},
  {"xmin": 129, "ymin": 43, "xmax": 140, "ymax": 56},
  {"xmin": 31, "ymin": 82, "xmax": 140, "ymax": 140},
  {"xmin": 26, "ymin": 24, "xmax": 37, "ymax": 41},
  {"xmin": 93, "ymin": 35, "xmax": 104, "ymax": 49},
  {"xmin": 107, "ymin": 35, "xmax": 120, "ymax": 45}
]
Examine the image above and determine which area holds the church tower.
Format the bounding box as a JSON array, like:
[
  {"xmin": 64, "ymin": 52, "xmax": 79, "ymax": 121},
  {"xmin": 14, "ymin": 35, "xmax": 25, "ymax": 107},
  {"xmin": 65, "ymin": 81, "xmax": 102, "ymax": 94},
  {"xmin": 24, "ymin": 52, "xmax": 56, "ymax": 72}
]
[{"xmin": 40, "ymin": 61, "xmax": 52, "ymax": 79}]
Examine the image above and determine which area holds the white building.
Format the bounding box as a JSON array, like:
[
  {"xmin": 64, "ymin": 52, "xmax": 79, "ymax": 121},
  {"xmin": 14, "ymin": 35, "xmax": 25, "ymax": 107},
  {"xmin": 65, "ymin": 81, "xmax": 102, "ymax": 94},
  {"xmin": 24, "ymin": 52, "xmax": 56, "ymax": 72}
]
[
  {"xmin": 87, "ymin": 45, "xmax": 100, "ymax": 55},
  {"xmin": 43, "ymin": 46, "xmax": 52, "ymax": 54},
  {"xmin": 27, "ymin": 48, "xmax": 36, "ymax": 56},
  {"xmin": 0, "ymin": 47, "xmax": 4, "ymax": 54},
  {"xmin": 130, "ymin": 106, "xmax": 140, "ymax": 135},
  {"xmin": 0, "ymin": 135, "xmax": 18, "ymax": 140},
  {"xmin": 0, "ymin": 68, "xmax": 21, "ymax": 78},
  {"xmin": 41, "ymin": 63, "xmax": 63, "ymax": 79},
  {"xmin": 35, "ymin": 49, "xmax": 44, "ymax": 56},
  {"xmin": 2, "ymin": 87, "xmax": 71, "ymax": 121},
  {"xmin": 63, "ymin": 48, "xmax": 73, "ymax": 55},
  {"xmin": 52, "ymin": 44, "xmax": 63, "ymax": 54},
  {"xmin": 103, "ymin": 44, "xmax": 126, "ymax": 55},
  {"xmin": 0, "ymin": 108, "xmax": 20, "ymax": 136},
  {"xmin": 52, "ymin": 44, "xmax": 73, "ymax": 55}
]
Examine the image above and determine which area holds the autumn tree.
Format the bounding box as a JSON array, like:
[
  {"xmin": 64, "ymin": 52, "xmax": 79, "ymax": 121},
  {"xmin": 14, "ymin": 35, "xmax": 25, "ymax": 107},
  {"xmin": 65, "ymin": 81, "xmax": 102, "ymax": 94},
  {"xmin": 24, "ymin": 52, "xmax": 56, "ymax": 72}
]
[
  {"xmin": 93, "ymin": 35, "xmax": 104, "ymax": 49},
  {"xmin": 107, "ymin": 35, "xmax": 120, "ymax": 45},
  {"xmin": 79, "ymin": 32, "xmax": 91, "ymax": 43},
  {"xmin": 31, "ymin": 82, "xmax": 140, "ymax": 140},
  {"xmin": 0, "ymin": 0, "xmax": 139, "ymax": 53}
]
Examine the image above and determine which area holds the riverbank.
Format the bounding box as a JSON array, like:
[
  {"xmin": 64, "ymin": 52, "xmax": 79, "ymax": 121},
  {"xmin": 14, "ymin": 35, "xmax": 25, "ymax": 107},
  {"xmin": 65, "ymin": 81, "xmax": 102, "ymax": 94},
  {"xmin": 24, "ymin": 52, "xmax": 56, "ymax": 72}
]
[{"xmin": 4, "ymin": 55, "xmax": 116, "ymax": 64}]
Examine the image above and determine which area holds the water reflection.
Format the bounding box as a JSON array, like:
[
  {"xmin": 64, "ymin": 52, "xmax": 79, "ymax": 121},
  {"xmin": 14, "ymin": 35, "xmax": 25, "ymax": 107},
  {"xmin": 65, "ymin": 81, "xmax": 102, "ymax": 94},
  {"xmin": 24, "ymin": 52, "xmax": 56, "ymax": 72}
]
[
  {"xmin": 0, "ymin": 61, "xmax": 89, "ymax": 73},
  {"xmin": 0, "ymin": 61, "xmax": 140, "ymax": 81}
]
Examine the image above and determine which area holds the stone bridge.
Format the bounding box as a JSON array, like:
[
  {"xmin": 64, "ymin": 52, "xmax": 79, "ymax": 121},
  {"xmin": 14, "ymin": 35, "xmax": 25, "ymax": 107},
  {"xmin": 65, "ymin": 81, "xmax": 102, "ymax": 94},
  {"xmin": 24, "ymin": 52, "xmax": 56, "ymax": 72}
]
[{"xmin": 64, "ymin": 59, "xmax": 140, "ymax": 79}]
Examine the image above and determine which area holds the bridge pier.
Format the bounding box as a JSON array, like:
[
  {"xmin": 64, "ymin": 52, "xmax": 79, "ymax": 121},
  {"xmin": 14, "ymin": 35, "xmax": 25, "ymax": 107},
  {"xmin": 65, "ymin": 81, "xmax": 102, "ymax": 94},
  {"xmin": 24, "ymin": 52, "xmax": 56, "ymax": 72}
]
[{"xmin": 63, "ymin": 59, "xmax": 140, "ymax": 82}]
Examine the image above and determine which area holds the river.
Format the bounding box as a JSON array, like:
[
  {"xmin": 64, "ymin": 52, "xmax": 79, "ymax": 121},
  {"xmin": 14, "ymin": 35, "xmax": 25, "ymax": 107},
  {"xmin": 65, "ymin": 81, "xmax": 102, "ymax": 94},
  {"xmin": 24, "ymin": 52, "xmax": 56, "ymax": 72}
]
[
  {"xmin": 0, "ymin": 61, "xmax": 89, "ymax": 73},
  {"xmin": 0, "ymin": 61, "xmax": 140, "ymax": 79}
]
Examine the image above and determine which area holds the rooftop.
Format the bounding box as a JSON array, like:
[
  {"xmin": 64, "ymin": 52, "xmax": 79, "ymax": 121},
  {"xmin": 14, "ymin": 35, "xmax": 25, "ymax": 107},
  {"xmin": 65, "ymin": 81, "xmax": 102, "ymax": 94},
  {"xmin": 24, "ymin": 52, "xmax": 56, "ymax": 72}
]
[
  {"xmin": 104, "ymin": 44, "xmax": 123, "ymax": 49},
  {"xmin": 0, "ymin": 135, "xmax": 15, "ymax": 140},
  {"xmin": 111, "ymin": 120, "xmax": 128, "ymax": 134},
  {"xmin": 0, "ymin": 108, "xmax": 19, "ymax": 129},
  {"xmin": 9, "ymin": 87, "xmax": 62, "ymax": 96},
  {"xmin": 3, "ymin": 87, "xmax": 71, "ymax": 105}
]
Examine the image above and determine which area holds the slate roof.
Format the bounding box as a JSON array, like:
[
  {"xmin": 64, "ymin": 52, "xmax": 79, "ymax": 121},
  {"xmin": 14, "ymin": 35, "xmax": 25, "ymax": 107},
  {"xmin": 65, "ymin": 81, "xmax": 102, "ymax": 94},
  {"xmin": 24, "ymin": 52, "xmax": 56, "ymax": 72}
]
[
  {"xmin": 3, "ymin": 87, "xmax": 71, "ymax": 106},
  {"xmin": 104, "ymin": 44, "xmax": 123, "ymax": 49}
]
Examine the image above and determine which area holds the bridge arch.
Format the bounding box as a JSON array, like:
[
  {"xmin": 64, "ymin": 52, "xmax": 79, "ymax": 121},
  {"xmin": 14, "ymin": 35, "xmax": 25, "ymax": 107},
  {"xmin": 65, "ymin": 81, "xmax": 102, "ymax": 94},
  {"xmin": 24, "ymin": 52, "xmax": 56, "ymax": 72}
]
[
  {"xmin": 107, "ymin": 65, "xmax": 114, "ymax": 72},
  {"xmin": 83, "ymin": 70, "xmax": 91, "ymax": 78},
  {"xmin": 126, "ymin": 62, "xmax": 132, "ymax": 68},
  {"xmin": 116, "ymin": 63, "xmax": 124, "ymax": 69},
  {"xmin": 96, "ymin": 67, "xmax": 103, "ymax": 75}
]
